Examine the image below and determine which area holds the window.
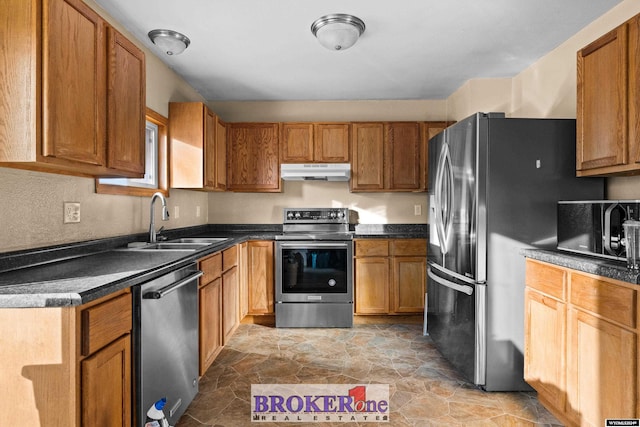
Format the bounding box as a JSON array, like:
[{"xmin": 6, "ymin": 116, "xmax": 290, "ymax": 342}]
[{"xmin": 96, "ymin": 108, "xmax": 169, "ymax": 196}]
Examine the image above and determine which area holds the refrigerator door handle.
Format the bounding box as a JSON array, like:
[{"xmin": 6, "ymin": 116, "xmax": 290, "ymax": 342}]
[
  {"xmin": 434, "ymin": 143, "xmax": 454, "ymax": 255},
  {"xmin": 427, "ymin": 267, "xmax": 473, "ymax": 296}
]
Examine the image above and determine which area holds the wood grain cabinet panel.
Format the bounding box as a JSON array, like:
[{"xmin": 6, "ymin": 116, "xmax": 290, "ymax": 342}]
[
  {"xmin": 355, "ymin": 257, "xmax": 390, "ymax": 314},
  {"xmin": 280, "ymin": 123, "xmax": 314, "ymax": 162},
  {"xmin": 227, "ymin": 123, "xmax": 280, "ymax": 192},
  {"xmin": 222, "ymin": 265, "xmax": 239, "ymax": 344},
  {"xmin": 280, "ymin": 122, "xmax": 350, "ymax": 163},
  {"xmin": 81, "ymin": 334, "xmax": 131, "ymax": 426},
  {"xmin": 199, "ymin": 277, "xmax": 222, "ymax": 375},
  {"xmin": 566, "ymin": 308, "xmax": 637, "ymax": 426},
  {"xmin": 577, "ymin": 14, "xmax": 640, "ymax": 176},
  {"xmin": 169, "ymin": 102, "xmax": 226, "ymax": 190},
  {"xmin": 385, "ymin": 122, "xmax": 422, "ymax": 190},
  {"xmin": 1, "ymin": 0, "xmax": 146, "ymax": 177},
  {"xmin": 106, "ymin": 26, "xmax": 145, "ymax": 175},
  {"xmin": 247, "ymin": 241, "xmax": 275, "ymax": 315},
  {"xmin": 524, "ymin": 287, "xmax": 566, "ymax": 414},
  {"xmin": 524, "ymin": 259, "xmax": 639, "ymax": 426},
  {"xmin": 351, "ymin": 123, "xmax": 385, "ymax": 191},
  {"xmin": 314, "ymin": 123, "xmax": 350, "ymax": 162},
  {"xmin": 355, "ymin": 239, "xmax": 426, "ymax": 315}
]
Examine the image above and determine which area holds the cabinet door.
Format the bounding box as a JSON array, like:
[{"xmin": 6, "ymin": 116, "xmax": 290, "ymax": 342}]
[
  {"xmin": 391, "ymin": 256, "xmax": 425, "ymax": 313},
  {"xmin": 43, "ymin": 0, "xmax": 107, "ymax": 166},
  {"xmin": 228, "ymin": 123, "xmax": 280, "ymax": 192},
  {"xmin": 314, "ymin": 123, "xmax": 350, "ymax": 162},
  {"xmin": 169, "ymin": 102, "xmax": 205, "ymax": 188},
  {"xmin": 204, "ymin": 109, "xmax": 217, "ymax": 189},
  {"xmin": 566, "ymin": 308, "xmax": 637, "ymax": 425},
  {"xmin": 222, "ymin": 266, "xmax": 239, "ymax": 344},
  {"xmin": 82, "ymin": 334, "xmax": 131, "ymax": 426},
  {"xmin": 199, "ymin": 278, "xmax": 222, "ymax": 375},
  {"xmin": 385, "ymin": 122, "xmax": 421, "ymax": 190},
  {"xmin": 280, "ymin": 123, "xmax": 314, "ymax": 163},
  {"xmin": 351, "ymin": 123, "xmax": 385, "ymax": 191},
  {"xmin": 422, "ymin": 122, "xmax": 449, "ymax": 188},
  {"xmin": 247, "ymin": 241, "xmax": 275, "ymax": 315},
  {"xmin": 355, "ymin": 257, "xmax": 390, "ymax": 314},
  {"xmin": 577, "ymin": 25, "xmax": 628, "ymax": 172},
  {"xmin": 106, "ymin": 26, "xmax": 145, "ymax": 175},
  {"xmin": 215, "ymin": 118, "xmax": 227, "ymax": 190},
  {"xmin": 524, "ymin": 288, "xmax": 566, "ymax": 414}
]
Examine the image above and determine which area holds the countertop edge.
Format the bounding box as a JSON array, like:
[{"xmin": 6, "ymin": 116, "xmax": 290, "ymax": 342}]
[{"xmin": 521, "ymin": 248, "xmax": 640, "ymax": 284}]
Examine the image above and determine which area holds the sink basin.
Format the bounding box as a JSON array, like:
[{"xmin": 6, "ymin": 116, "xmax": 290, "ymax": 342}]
[
  {"xmin": 167, "ymin": 237, "xmax": 230, "ymax": 244},
  {"xmin": 125, "ymin": 242, "xmax": 208, "ymax": 251}
]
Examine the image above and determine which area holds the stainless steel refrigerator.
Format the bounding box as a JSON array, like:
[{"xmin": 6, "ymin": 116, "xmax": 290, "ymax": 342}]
[{"xmin": 426, "ymin": 112, "xmax": 603, "ymax": 391}]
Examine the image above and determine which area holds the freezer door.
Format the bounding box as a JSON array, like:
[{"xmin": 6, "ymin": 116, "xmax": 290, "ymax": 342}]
[
  {"xmin": 428, "ymin": 115, "xmax": 483, "ymax": 282},
  {"xmin": 426, "ymin": 264, "xmax": 486, "ymax": 386}
]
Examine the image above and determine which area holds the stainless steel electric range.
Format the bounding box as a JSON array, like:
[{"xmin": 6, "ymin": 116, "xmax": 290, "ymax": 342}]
[{"xmin": 274, "ymin": 208, "xmax": 357, "ymax": 328}]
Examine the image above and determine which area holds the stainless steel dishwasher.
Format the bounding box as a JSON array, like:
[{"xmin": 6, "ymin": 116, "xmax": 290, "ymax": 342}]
[{"xmin": 133, "ymin": 263, "xmax": 203, "ymax": 427}]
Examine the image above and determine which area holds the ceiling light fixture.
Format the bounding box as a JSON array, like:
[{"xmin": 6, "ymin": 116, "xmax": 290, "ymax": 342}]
[
  {"xmin": 311, "ymin": 14, "xmax": 365, "ymax": 51},
  {"xmin": 148, "ymin": 29, "xmax": 191, "ymax": 55}
]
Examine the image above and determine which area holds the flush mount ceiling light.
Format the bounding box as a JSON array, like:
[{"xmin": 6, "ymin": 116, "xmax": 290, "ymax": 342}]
[
  {"xmin": 148, "ymin": 29, "xmax": 191, "ymax": 55},
  {"xmin": 311, "ymin": 14, "xmax": 365, "ymax": 51}
]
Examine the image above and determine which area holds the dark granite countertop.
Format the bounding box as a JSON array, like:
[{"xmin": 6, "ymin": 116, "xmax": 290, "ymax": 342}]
[
  {"xmin": 0, "ymin": 224, "xmax": 426, "ymax": 308},
  {"xmin": 521, "ymin": 248, "xmax": 640, "ymax": 284}
]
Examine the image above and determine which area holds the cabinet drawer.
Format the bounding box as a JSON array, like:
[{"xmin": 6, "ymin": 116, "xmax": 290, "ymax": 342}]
[
  {"xmin": 81, "ymin": 293, "xmax": 132, "ymax": 356},
  {"xmin": 223, "ymin": 245, "xmax": 238, "ymax": 271},
  {"xmin": 525, "ymin": 260, "xmax": 566, "ymax": 300},
  {"xmin": 355, "ymin": 240, "xmax": 389, "ymax": 257},
  {"xmin": 570, "ymin": 273, "xmax": 637, "ymax": 328},
  {"xmin": 199, "ymin": 252, "xmax": 222, "ymax": 285},
  {"xmin": 391, "ymin": 239, "xmax": 427, "ymax": 256}
]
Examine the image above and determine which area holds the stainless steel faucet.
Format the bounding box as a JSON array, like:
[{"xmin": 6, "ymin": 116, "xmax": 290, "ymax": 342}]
[{"xmin": 149, "ymin": 192, "xmax": 170, "ymax": 243}]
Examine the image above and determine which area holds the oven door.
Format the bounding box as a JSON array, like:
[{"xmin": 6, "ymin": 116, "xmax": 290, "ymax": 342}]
[{"xmin": 275, "ymin": 241, "xmax": 353, "ymax": 303}]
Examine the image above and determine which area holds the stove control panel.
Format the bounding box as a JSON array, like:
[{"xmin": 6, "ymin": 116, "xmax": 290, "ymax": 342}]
[{"xmin": 283, "ymin": 208, "xmax": 354, "ymax": 224}]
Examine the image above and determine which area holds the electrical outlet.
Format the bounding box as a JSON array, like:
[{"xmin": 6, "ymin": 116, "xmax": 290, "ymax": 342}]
[
  {"xmin": 174, "ymin": 206, "xmax": 180, "ymax": 219},
  {"xmin": 64, "ymin": 202, "xmax": 81, "ymax": 223},
  {"xmin": 414, "ymin": 204, "xmax": 422, "ymax": 216},
  {"xmin": 196, "ymin": 206, "xmax": 201, "ymax": 218}
]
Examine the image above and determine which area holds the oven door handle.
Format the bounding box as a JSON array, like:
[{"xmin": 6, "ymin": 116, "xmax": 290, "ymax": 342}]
[
  {"xmin": 278, "ymin": 242, "xmax": 351, "ymax": 248},
  {"xmin": 143, "ymin": 271, "xmax": 203, "ymax": 299}
]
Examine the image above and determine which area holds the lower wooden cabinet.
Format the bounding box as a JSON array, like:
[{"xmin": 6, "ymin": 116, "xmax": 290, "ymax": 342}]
[
  {"xmin": 355, "ymin": 256, "xmax": 390, "ymax": 314},
  {"xmin": 354, "ymin": 239, "xmax": 426, "ymax": 315},
  {"xmin": 247, "ymin": 241, "xmax": 275, "ymax": 315},
  {"xmin": 0, "ymin": 289, "xmax": 133, "ymax": 426},
  {"xmin": 222, "ymin": 265, "xmax": 239, "ymax": 343},
  {"xmin": 524, "ymin": 259, "xmax": 639, "ymax": 426},
  {"xmin": 81, "ymin": 334, "xmax": 131, "ymax": 426}
]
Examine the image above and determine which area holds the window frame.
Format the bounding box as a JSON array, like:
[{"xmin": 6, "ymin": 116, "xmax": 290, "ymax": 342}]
[{"xmin": 95, "ymin": 107, "xmax": 169, "ymax": 197}]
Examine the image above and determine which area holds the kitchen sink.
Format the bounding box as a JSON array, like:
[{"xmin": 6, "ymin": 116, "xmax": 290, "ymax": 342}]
[
  {"xmin": 167, "ymin": 237, "xmax": 230, "ymax": 244},
  {"xmin": 124, "ymin": 242, "xmax": 207, "ymax": 251}
]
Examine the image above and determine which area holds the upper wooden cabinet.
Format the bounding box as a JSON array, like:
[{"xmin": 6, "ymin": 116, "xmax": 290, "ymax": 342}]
[
  {"xmin": 227, "ymin": 123, "xmax": 281, "ymax": 192},
  {"xmin": 576, "ymin": 14, "xmax": 640, "ymax": 176},
  {"xmin": 280, "ymin": 123, "xmax": 350, "ymax": 163},
  {"xmin": 351, "ymin": 122, "xmax": 426, "ymax": 192},
  {"xmin": 169, "ymin": 102, "xmax": 226, "ymax": 191},
  {"xmin": 0, "ymin": 0, "xmax": 146, "ymax": 177}
]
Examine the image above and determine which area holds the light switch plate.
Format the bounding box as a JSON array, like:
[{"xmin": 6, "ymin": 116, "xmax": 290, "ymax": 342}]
[{"xmin": 64, "ymin": 202, "xmax": 81, "ymax": 223}]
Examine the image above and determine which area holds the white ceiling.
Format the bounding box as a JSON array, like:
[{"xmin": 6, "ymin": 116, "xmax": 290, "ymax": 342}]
[{"xmin": 95, "ymin": 0, "xmax": 621, "ymax": 102}]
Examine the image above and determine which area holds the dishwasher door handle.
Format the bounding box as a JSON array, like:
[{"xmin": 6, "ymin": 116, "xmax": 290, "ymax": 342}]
[{"xmin": 143, "ymin": 271, "xmax": 203, "ymax": 299}]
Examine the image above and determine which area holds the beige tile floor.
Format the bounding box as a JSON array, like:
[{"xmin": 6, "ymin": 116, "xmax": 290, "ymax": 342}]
[{"xmin": 176, "ymin": 323, "xmax": 561, "ymax": 427}]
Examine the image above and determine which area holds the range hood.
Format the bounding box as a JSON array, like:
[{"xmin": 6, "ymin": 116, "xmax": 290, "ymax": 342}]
[{"xmin": 281, "ymin": 163, "xmax": 350, "ymax": 181}]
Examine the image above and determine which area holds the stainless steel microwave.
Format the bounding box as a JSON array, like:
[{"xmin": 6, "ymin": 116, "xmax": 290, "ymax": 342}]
[{"xmin": 557, "ymin": 200, "xmax": 640, "ymax": 261}]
